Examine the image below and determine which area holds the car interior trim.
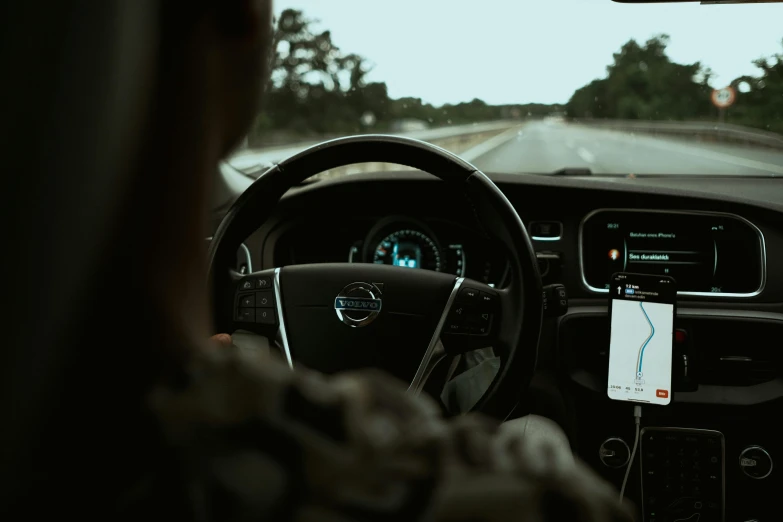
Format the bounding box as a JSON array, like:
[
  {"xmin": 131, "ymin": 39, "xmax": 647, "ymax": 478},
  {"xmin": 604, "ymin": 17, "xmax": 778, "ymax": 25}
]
[
  {"xmin": 274, "ymin": 267, "xmax": 293, "ymax": 370},
  {"xmin": 578, "ymin": 208, "xmax": 767, "ymax": 298},
  {"xmin": 564, "ymin": 305, "xmax": 783, "ymax": 323},
  {"xmin": 408, "ymin": 277, "xmax": 465, "ymax": 395},
  {"xmin": 599, "ymin": 437, "xmax": 631, "ymax": 469},
  {"xmin": 239, "ymin": 243, "xmax": 253, "ymax": 273},
  {"xmin": 207, "ymin": 237, "xmax": 253, "ymax": 274},
  {"xmin": 529, "ymin": 221, "xmax": 563, "ymax": 241}
]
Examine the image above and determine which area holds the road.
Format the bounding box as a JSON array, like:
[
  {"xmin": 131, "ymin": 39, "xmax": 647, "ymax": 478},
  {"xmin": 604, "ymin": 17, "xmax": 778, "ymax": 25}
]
[
  {"xmin": 229, "ymin": 121, "xmax": 517, "ymax": 173},
  {"xmin": 467, "ymin": 121, "xmax": 783, "ymax": 176}
]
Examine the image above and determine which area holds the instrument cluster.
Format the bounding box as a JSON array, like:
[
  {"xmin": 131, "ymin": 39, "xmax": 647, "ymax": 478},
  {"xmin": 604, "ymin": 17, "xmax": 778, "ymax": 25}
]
[{"xmin": 351, "ymin": 216, "xmax": 505, "ymax": 286}]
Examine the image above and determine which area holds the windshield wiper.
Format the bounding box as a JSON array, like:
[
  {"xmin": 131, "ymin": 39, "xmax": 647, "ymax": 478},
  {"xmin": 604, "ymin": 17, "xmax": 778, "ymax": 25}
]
[{"xmin": 552, "ymin": 167, "xmax": 592, "ymax": 176}]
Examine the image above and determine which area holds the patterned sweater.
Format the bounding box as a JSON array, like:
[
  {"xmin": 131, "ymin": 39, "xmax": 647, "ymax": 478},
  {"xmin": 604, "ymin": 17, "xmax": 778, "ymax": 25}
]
[{"xmin": 147, "ymin": 347, "xmax": 634, "ymax": 521}]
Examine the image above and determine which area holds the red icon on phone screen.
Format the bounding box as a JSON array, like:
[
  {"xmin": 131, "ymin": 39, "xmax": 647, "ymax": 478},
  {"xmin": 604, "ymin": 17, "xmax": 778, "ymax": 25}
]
[{"xmin": 656, "ymin": 389, "xmax": 669, "ymax": 398}]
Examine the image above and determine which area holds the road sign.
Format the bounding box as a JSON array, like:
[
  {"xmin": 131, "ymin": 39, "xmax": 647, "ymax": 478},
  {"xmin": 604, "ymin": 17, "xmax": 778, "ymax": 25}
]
[{"xmin": 711, "ymin": 87, "xmax": 736, "ymax": 109}]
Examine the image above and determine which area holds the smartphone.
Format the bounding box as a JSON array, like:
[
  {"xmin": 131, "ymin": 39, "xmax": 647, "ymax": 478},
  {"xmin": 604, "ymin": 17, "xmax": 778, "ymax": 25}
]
[{"xmin": 607, "ymin": 272, "xmax": 676, "ymax": 405}]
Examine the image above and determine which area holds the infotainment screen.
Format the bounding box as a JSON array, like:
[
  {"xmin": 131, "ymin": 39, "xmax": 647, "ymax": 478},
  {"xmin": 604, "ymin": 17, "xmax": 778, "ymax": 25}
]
[{"xmin": 581, "ymin": 210, "xmax": 765, "ymax": 296}]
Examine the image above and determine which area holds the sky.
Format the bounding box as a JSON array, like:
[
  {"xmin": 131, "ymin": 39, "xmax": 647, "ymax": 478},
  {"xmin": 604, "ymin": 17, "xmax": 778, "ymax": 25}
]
[{"xmin": 274, "ymin": 0, "xmax": 783, "ymax": 106}]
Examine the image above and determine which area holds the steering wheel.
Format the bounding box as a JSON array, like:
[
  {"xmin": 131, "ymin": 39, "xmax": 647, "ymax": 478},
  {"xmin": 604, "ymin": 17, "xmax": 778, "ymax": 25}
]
[{"xmin": 208, "ymin": 135, "xmax": 543, "ymax": 418}]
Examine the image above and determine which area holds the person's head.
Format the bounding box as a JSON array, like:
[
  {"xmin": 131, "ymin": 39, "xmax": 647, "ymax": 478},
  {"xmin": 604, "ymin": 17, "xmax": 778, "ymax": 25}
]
[
  {"xmin": 132, "ymin": 0, "xmax": 275, "ymax": 345},
  {"xmin": 157, "ymin": 0, "xmax": 274, "ymax": 158},
  {"xmin": 1, "ymin": 0, "xmax": 274, "ymax": 511}
]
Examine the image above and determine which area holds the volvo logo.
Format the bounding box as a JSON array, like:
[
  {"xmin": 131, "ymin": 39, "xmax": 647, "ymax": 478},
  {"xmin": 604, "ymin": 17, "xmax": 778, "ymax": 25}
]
[{"xmin": 334, "ymin": 282, "xmax": 382, "ymax": 327}]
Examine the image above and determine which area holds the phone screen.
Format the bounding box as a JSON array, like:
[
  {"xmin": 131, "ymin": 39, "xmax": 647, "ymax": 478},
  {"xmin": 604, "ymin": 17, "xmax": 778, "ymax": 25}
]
[{"xmin": 608, "ymin": 272, "xmax": 676, "ymax": 405}]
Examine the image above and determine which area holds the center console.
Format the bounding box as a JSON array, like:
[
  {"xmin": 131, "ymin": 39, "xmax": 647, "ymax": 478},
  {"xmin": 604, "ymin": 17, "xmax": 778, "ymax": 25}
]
[
  {"xmin": 559, "ymin": 280, "xmax": 780, "ymax": 520},
  {"xmin": 640, "ymin": 428, "xmax": 725, "ymax": 522}
]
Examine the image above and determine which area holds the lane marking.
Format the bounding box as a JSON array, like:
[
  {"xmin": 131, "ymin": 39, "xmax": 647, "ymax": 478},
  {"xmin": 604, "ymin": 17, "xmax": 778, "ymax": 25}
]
[
  {"xmin": 462, "ymin": 125, "xmax": 525, "ymax": 162},
  {"xmin": 647, "ymin": 140, "xmax": 783, "ymax": 175},
  {"xmin": 584, "ymin": 126, "xmax": 783, "ymax": 175},
  {"xmin": 577, "ymin": 147, "xmax": 596, "ymax": 164}
]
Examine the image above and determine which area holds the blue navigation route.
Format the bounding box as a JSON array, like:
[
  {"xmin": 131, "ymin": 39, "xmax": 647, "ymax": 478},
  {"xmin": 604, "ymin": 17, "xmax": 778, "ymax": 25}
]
[{"xmin": 636, "ymin": 301, "xmax": 655, "ymax": 381}]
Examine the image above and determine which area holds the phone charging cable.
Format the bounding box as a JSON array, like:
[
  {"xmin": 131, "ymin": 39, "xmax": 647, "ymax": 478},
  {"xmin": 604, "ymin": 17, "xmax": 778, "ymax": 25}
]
[{"xmin": 619, "ymin": 405, "xmax": 642, "ymax": 502}]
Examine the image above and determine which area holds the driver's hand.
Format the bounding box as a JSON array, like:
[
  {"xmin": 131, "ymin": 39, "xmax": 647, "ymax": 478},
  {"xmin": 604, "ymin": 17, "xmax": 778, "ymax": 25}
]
[{"xmin": 209, "ymin": 333, "xmax": 232, "ymax": 349}]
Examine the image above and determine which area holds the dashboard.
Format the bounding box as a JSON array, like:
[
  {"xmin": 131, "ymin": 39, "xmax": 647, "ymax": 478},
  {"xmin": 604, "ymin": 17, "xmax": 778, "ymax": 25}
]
[
  {"xmin": 234, "ymin": 170, "xmax": 783, "ymax": 522},
  {"xmin": 265, "ymin": 207, "xmax": 768, "ymax": 300},
  {"xmin": 270, "ymin": 215, "xmax": 509, "ymax": 287}
]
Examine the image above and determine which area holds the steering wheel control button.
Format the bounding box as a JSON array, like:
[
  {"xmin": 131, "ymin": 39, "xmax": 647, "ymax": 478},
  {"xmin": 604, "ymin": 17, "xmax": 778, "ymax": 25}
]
[
  {"xmin": 237, "ymin": 308, "xmax": 254, "ymax": 322},
  {"xmin": 239, "ymin": 280, "xmax": 255, "ymax": 291},
  {"xmin": 334, "ymin": 282, "xmax": 383, "ymax": 328},
  {"xmin": 445, "ymin": 321, "xmax": 465, "ymax": 334},
  {"xmin": 599, "ymin": 438, "xmax": 630, "ymax": 468},
  {"xmin": 467, "ymin": 312, "xmax": 492, "ymax": 334},
  {"xmin": 470, "ymin": 323, "xmax": 490, "ymax": 336},
  {"xmin": 256, "ymin": 308, "xmax": 276, "ymax": 325},
  {"xmin": 479, "ymin": 291, "xmax": 497, "ymax": 307},
  {"xmin": 459, "ymin": 287, "xmax": 480, "ymax": 302},
  {"xmin": 447, "ymin": 309, "xmax": 492, "ymax": 336},
  {"xmin": 239, "ymin": 294, "xmax": 255, "ymax": 308},
  {"xmin": 256, "ymin": 277, "xmax": 272, "ymax": 289},
  {"xmin": 256, "ymin": 291, "xmax": 274, "ymax": 308},
  {"xmin": 542, "ymin": 284, "xmax": 568, "ymax": 318},
  {"xmin": 740, "ymin": 446, "xmax": 773, "ymax": 479}
]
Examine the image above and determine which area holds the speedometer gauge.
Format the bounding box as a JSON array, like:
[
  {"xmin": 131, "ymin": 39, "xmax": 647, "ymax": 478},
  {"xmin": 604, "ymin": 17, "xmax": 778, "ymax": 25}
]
[{"xmin": 373, "ymin": 229, "xmax": 442, "ymax": 272}]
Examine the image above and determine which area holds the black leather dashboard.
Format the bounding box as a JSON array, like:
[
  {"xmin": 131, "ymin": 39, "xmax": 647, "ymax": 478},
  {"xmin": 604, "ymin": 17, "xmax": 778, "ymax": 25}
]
[{"xmin": 243, "ymin": 171, "xmax": 783, "ymax": 302}]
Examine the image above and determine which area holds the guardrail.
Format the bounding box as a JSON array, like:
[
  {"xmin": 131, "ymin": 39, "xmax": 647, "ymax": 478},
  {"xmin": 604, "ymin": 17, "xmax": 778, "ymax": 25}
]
[
  {"xmin": 573, "ymin": 119, "xmax": 783, "ymax": 150},
  {"xmin": 228, "ymin": 120, "xmax": 520, "ymax": 173}
]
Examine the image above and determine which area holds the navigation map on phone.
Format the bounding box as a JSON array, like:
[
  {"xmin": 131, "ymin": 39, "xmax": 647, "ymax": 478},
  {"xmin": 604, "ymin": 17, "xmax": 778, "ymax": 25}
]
[{"xmin": 608, "ymin": 273, "xmax": 676, "ymax": 405}]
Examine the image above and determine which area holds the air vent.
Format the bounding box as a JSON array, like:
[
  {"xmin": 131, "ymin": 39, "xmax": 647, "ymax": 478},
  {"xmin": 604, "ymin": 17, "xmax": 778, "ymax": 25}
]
[
  {"xmin": 558, "ymin": 314, "xmax": 783, "ymax": 389},
  {"xmin": 701, "ymin": 353, "xmax": 779, "ymax": 387},
  {"xmin": 694, "ymin": 319, "xmax": 782, "ymax": 387}
]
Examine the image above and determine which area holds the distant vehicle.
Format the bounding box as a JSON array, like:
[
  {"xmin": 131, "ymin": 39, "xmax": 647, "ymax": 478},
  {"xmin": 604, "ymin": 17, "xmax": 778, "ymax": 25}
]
[
  {"xmin": 545, "ymin": 112, "xmax": 566, "ymax": 123},
  {"xmin": 389, "ymin": 119, "xmax": 429, "ymax": 132}
]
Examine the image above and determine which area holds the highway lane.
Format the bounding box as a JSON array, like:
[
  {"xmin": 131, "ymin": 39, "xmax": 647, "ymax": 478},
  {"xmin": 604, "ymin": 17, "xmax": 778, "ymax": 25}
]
[
  {"xmin": 470, "ymin": 121, "xmax": 783, "ymax": 176},
  {"xmin": 228, "ymin": 121, "xmax": 517, "ymax": 172}
]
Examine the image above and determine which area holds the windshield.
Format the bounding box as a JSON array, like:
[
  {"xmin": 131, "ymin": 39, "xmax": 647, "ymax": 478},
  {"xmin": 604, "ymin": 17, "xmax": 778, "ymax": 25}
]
[{"xmin": 228, "ymin": 0, "xmax": 783, "ymax": 177}]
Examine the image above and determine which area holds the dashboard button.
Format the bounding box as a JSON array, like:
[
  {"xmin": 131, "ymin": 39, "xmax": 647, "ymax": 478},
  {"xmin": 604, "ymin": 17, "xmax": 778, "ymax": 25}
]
[
  {"xmin": 530, "ymin": 221, "xmax": 562, "ymax": 239},
  {"xmin": 240, "ymin": 294, "xmax": 255, "ymax": 308},
  {"xmin": 256, "ymin": 277, "xmax": 272, "ymax": 289},
  {"xmin": 740, "ymin": 446, "xmax": 773, "ymax": 479},
  {"xmin": 239, "ymin": 279, "xmax": 255, "ymax": 291}
]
